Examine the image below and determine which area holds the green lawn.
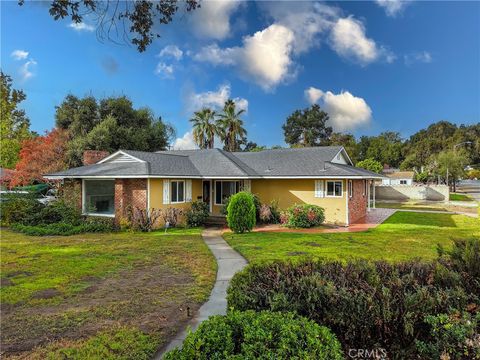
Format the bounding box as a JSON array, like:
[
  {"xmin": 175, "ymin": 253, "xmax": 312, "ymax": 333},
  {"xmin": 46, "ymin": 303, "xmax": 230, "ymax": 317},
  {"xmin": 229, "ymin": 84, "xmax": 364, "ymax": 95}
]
[
  {"xmin": 376, "ymin": 200, "xmax": 478, "ymax": 214},
  {"xmin": 224, "ymin": 212, "xmax": 480, "ymax": 263},
  {"xmin": 450, "ymin": 193, "xmax": 473, "ymax": 201},
  {"xmin": 1, "ymin": 228, "xmax": 216, "ymax": 359}
]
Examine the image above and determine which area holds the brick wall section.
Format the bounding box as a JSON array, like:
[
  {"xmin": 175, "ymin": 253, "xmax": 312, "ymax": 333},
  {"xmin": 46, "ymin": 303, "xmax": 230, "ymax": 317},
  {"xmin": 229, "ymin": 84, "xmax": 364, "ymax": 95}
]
[
  {"xmin": 61, "ymin": 179, "xmax": 82, "ymax": 210},
  {"xmin": 83, "ymin": 150, "xmax": 109, "ymax": 165},
  {"xmin": 114, "ymin": 179, "xmax": 147, "ymax": 221},
  {"xmin": 348, "ymin": 179, "xmax": 368, "ymax": 224}
]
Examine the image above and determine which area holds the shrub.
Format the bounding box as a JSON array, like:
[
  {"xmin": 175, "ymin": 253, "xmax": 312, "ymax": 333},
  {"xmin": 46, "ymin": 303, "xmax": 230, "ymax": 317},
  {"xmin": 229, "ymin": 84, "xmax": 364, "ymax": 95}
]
[
  {"xmin": 185, "ymin": 201, "xmax": 209, "ymax": 227},
  {"xmin": 259, "ymin": 204, "xmax": 272, "ymax": 223},
  {"xmin": 25, "ymin": 200, "xmax": 82, "ymax": 226},
  {"xmin": 285, "ymin": 204, "xmax": 325, "ymax": 228},
  {"xmin": 0, "ymin": 196, "xmax": 44, "ymax": 226},
  {"xmin": 439, "ymin": 238, "xmax": 480, "ymax": 280},
  {"xmin": 269, "ymin": 199, "xmax": 281, "ymax": 224},
  {"xmin": 163, "ymin": 310, "xmax": 343, "ymax": 360},
  {"xmin": 227, "ymin": 258, "xmax": 479, "ymax": 358},
  {"xmin": 226, "ymin": 192, "xmax": 256, "ymax": 233},
  {"xmin": 222, "ymin": 193, "xmax": 261, "ymax": 221},
  {"xmin": 11, "ymin": 220, "xmax": 114, "ymax": 236},
  {"xmin": 162, "ymin": 207, "xmax": 184, "ymax": 227},
  {"xmin": 130, "ymin": 207, "xmax": 162, "ymax": 232},
  {"xmin": 415, "ymin": 312, "xmax": 480, "ymax": 360}
]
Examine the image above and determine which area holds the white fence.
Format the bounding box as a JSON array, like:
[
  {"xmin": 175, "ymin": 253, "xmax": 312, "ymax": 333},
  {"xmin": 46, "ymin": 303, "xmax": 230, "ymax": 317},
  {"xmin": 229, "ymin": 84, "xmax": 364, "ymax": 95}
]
[{"xmin": 375, "ymin": 184, "xmax": 449, "ymax": 201}]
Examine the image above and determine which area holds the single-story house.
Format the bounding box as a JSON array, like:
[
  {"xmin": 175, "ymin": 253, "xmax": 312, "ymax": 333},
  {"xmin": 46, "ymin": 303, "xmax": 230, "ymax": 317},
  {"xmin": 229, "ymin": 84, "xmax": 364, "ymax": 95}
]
[
  {"xmin": 45, "ymin": 146, "xmax": 383, "ymax": 226},
  {"xmin": 381, "ymin": 171, "xmax": 415, "ymax": 186}
]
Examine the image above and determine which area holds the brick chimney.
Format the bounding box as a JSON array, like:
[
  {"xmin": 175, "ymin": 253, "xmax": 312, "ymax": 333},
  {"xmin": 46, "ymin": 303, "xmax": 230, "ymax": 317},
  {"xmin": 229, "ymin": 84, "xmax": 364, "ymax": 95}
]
[{"xmin": 83, "ymin": 150, "xmax": 109, "ymax": 165}]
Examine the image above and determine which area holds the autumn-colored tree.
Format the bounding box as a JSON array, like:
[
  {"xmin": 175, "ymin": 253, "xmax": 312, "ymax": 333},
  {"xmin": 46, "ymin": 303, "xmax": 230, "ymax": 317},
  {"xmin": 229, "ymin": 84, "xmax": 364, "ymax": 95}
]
[{"xmin": 10, "ymin": 129, "xmax": 69, "ymax": 187}]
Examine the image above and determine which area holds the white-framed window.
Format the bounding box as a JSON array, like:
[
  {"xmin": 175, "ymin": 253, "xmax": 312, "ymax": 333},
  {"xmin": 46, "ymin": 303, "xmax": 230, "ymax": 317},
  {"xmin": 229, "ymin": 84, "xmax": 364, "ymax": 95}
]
[
  {"xmin": 215, "ymin": 180, "xmax": 240, "ymax": 205},
  {"xmin": 83, "ymin": 179, "xmax": 115, "ymax": 216},
  {"xmin": 400, "ymin": 180, "xmax": 407, "ymax": 185},
  {"xmin": 326, "ymin": 180, "xmax": 343, "ymax": 197},
  {"xmin": 171, "ymin": 180, "xmax": 185, "ymax": 203},
  {"xmin": 348, "ymin": 180, "xmax": 353, "ymax": 198}
]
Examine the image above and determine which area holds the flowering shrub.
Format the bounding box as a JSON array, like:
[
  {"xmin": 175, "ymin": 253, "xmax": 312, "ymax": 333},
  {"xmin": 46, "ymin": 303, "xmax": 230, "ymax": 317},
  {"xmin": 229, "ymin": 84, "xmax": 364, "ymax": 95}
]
[
  {"xmin": 284, "ymin": 204, "xmax": 325, "ymax": 228},
  {"xmin": 259, "ymin": 204, "xmax": 272, "ymax": 223}
]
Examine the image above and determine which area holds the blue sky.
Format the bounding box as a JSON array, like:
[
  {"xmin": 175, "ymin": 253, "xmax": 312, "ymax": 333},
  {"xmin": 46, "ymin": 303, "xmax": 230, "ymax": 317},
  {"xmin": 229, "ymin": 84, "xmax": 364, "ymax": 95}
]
[{"xmin": 1, "ymin": 1, "xmax": 479, "ymax": 149}]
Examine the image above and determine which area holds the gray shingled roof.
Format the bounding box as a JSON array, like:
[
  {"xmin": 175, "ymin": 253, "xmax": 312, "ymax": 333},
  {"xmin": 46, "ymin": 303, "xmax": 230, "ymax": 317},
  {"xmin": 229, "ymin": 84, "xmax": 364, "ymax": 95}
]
[{"xmin": 46, "ymin": 147, "xmax": 384, "ymax": 179}]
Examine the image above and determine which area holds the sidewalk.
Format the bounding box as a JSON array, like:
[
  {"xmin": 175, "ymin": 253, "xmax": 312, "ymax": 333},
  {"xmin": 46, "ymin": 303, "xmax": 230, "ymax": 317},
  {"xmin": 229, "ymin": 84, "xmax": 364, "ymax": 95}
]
[{"xmin": 155, "ymin": 227, "xmax": 247, "ymax": 358}]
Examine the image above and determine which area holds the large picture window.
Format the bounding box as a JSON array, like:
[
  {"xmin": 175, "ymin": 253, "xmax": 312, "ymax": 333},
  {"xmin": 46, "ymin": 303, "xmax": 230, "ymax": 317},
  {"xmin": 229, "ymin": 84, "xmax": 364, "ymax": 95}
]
[
  {"xmin": 171, "ymin": 180, "xmax": 185, "ymax": 203},
  {"xmin": 215, "ymin": 181, "xmax": 240, "ymax": 205},
  {"xmin": 326, "ymin": 181, "xmax": 343, "ymax": 197},
  {"xmin": 83, "ymin": 180, "xmax": 115, "ymax": 216}
]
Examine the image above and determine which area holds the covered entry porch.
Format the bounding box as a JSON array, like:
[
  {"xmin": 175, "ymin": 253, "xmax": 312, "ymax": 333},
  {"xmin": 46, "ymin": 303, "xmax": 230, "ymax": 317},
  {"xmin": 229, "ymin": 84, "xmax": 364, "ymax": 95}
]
[{"xmin": 201, "ymin": 179, "xmax": 251, "ymax": 216}]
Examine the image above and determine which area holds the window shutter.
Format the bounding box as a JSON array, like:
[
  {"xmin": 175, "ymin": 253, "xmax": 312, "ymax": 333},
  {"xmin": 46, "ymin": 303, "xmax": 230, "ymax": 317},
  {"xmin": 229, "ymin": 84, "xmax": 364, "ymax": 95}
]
[
  {"xmin": 243, "ymin": 179, "xmax": 251, "ymax": 192},
  {"xmin": 163, "ymin": 180, "xmax": 170, "ymax": 204},
  {"xmin": 315, "ymin": 180, "xmax": 324, "ymax": 198},
  {"xmin": 186, "ymin": 180, "xmax": 192, "ymax": 202}
]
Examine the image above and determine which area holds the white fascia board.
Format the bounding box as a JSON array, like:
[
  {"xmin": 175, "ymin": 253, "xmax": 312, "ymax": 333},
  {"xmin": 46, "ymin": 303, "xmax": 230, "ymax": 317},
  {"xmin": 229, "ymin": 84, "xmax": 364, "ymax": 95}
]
[
  {"xmin": 97, "ymin": 150, "xmax": 145, "ymax": 164},
  {"xmin": 45, "ymin": 175, "xmax": 384, "ymax": 180}
]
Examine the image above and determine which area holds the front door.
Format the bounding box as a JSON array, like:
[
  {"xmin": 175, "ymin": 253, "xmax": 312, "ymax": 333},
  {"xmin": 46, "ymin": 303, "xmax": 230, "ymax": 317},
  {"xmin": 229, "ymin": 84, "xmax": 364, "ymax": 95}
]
[{"xmin": 202, "ymin": 180, "xmax": 211, "ymax": 213}]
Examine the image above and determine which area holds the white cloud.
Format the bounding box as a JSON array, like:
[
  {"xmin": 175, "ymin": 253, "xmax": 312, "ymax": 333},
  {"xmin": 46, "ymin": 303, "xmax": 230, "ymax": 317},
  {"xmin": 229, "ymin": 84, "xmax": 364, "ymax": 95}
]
[
  {"xmin": 375, "ymin": 0, "xmax": 411, "ymax": 17},
  {"xmin": 68, "ymin": 22, "xmax": 95, "ymax": 32},
  {"xmin": 172, "ymin": 131, "xmax": 198, "ymax": 150},
  {"xmin": 330, "ymin": 16, "xmax": 383, "ymax": 65},
  {"xmin": 190, "ymin": 0, "xmax": 243, "ymax": 40},
  {"xmin": 194, "ymin": 24, "xmax": 296, "ymax": 91},
  {"xmin": 404, "ymin": 51, "xmax": 433, "ymax": 65},
  {"xmin": 188, "ymin": 84, "xmax": 248, "ymax": 112},
  {"xmin": 154, "ymin": 62, "xmax": 174, "ymax": 79},
  {"xmin": 19, "ymin": 59, "xmax": 37, "ymax": 81},
  {"xmin": 158, "ymin": 45, "xmax": 183, "ymax": 60},
  {"xmin": 306, "ymin": 87, "xmax": 372, "ymax": 131},
  {"xmin": 305, "ymin": 87, "xmax": 324, "ymax": 104},
  {"xmin": 193, "ymin": 44, "xmax": 237, "ymax": 66},
  {"xmin": 259, "ymin": 2, "xmax": 339, "ymax": 55},
  {"xmin": 11, "ymin": 50, "xmax": 29, "ymax": 60}
]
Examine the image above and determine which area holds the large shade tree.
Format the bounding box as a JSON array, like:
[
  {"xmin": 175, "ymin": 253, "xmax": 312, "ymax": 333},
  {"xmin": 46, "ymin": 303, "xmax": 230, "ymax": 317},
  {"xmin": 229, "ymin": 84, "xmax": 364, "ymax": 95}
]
[
  {"xmin": 55, "ymin": 94, "xmax": 174, "ymax": 166},
  {"xmin": 0, "ymin": 72, "xmax": 34, "ymax": 168},
  {"xmin": 282, "ymin": 104, "xmax": 332, "ymax": 147},
  {"xmin": 18, "ymin": 0, "xmax": 200, "ymax": 52},
  {"xmin": 190, "ymin": 108, "xmax": 218, "ymax": 149},
  {"xmin": 217, "ymin": 99, "xmax": 247, "ymax": 152}
]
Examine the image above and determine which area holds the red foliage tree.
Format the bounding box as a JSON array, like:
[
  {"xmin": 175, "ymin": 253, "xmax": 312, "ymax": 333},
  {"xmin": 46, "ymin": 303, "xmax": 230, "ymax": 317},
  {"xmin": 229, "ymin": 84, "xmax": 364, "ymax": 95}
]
[{"xmin": 10, "ymin": 129, "xmax": 69, "ymax": 187}]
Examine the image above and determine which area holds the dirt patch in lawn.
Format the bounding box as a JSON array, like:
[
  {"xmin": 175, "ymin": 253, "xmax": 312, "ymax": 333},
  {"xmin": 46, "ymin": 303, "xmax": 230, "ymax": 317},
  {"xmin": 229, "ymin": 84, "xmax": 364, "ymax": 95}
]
[{"xmin": 1, "ymin": 261, "xmax": 200, "ymax": 357}]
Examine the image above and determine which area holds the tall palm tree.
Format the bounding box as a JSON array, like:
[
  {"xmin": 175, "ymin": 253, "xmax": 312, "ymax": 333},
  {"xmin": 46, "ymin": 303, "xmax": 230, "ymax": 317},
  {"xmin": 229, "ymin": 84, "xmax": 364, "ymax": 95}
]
[
  {"xmin": 190, "ymin": 108, "xmax": 218, "ymax": 149},
  {"xmin": 217, "ymin": 99, "xmax": 247, "ymax": 152}
]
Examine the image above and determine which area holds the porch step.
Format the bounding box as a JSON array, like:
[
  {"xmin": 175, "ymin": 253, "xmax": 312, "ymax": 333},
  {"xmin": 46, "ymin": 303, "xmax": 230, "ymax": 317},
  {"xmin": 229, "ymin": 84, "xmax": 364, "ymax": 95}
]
[{"xmin": 205, "ymin": 216, "xmax": 227, "ymax": 226}]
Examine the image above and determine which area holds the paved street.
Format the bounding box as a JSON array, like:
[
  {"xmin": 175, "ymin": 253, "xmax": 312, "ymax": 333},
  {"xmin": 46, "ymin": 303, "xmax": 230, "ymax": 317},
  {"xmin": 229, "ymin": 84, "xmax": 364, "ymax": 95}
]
[{"xmin": 457, "ymin": 180, "xmax": 480, "ymax": 202}]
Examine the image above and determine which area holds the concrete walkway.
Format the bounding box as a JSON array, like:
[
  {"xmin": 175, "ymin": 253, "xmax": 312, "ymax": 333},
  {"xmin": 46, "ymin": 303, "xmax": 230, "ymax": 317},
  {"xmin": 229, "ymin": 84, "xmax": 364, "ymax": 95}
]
[{"xmin": 156, "ymin": 228, "xmax": 247, "ymax": 358}]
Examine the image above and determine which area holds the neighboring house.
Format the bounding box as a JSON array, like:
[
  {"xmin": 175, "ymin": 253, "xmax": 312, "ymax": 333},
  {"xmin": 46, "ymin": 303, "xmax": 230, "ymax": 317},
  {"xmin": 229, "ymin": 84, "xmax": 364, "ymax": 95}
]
[
  {"xmin": 381, "ymin": 171, "xmax": 415, "ymax": 186},
  {"xmin": 45, "ymin": 146, "xmax": 383, "ymax": 226}
]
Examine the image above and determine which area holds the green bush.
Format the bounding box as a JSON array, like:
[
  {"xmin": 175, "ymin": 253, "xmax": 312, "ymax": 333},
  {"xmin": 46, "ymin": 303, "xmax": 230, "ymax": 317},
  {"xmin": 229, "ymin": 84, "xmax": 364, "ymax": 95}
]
[
  {"xmin": 163, "ymin": 310, "xmax": 343, "ymax": 360},
  {"xmin": 439, "ymin": 238, "xmax": 480, "ymax": 280},
  {"xmin": 185, "ymin": 201, "xmax": 209, "ymax": 227},
  {"xmin": 222, "ymin": 193, "xmax": 261, "ymax": 220},
  {"xmin": 226, "ymin": 192, "xmax": 256, "ymax": 233},
  {"xmin": 26, "ymin": 200, "xmax": 83, "ymax": 226},
  {"xmin": 227, "ymin": 258, "xmax": 479, "ymax": 358},
  {"xmin": 415, "ymin": 312, "xmax": 480, "ymax": 360},
  {"xmin": 0, "ymin": 196, "xmax": 44, "ymax": 226},
  {"xmin": 12, "ymin": 219, "xmax": 114, "ymax": 236},
  {"xmin": 284, "ymin": 204, "xmax": 325, "ymax": 228}
]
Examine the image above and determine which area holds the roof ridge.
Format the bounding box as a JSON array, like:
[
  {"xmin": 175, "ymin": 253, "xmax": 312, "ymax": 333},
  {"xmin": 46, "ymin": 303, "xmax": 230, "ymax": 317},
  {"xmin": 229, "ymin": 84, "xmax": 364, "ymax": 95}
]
[
  {"xmin": 217, "ymin": 149, "xmax": 258, "ymax": 176},
  {"xmin": 124, "ymin": 150, "xmax": 189, "ymax": 158}
]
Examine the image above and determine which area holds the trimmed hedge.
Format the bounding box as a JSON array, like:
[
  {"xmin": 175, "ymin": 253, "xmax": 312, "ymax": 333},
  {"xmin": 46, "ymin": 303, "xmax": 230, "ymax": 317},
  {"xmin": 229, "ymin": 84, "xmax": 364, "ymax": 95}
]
[
  {"xmin": 163, "ymin": 310, "xmax": 343, "ymax": 360},
  {"xmin": 12, "ymin": 220, "xmax": 114, "ymax": 236},
  {"xmin": 226, "ymin": 192, "xmax": 256, "ymax": 233},
  {"xmin": 227, "ymin": 255, "xmax": 479, "ymax": 358}
]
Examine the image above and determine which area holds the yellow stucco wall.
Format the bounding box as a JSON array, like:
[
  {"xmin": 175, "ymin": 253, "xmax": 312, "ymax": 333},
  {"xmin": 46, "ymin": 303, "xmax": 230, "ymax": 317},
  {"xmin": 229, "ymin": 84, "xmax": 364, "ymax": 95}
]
[
  {"xmin": 148, "ymin": 178, "xmax": 348, "ymax": 225},
  {"xmin": 149, "ymin": 179, "xmax": 203, "ymax": 226},
  {"xmin": 251, "ymin": 179, "xmax": 348, "ymax": 225}
]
